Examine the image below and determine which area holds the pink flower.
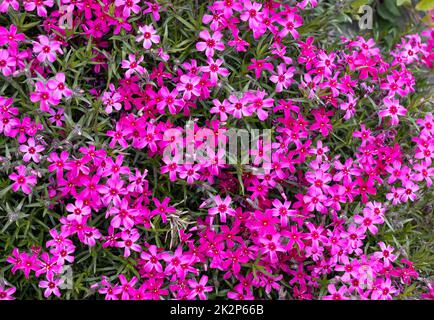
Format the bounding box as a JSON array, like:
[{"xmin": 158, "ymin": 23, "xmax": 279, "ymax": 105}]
[
  {"xmin": 214, "ymin": 0, "xmax": 243, "ymax": 18},
  {"xmin": 0, "ymin": 49, "xmax": 16, "ymax": 76},
  {"xmin": 371, "ymin": 278, "xmax": 397, "ymax": 300},
  {"xmin": 187, "ymin": 275, "xmax": 213, "ymax": 300},
  {"xmin": 136, "ymin": 24, "xmax": 160, "ymax": 49},
  {"xmin": 39, "ymin": 274, "xmax": 63, "ymax": 298},
  {"xmin": 10, "ymin": 251, "xmax": 38, "ymax": 279},
  {"xmin": 66, "ymin": 199, "xmax": 91, "ymax": 222},
  {"xmin": 121, "ymin": 54, "xmax": 145, "ymax": 78},
  {"xmin": 47, "ymin": 151, "xmax": 69, "ymax": 178},
  {"xmin": 0, "ymin": 284, "xmax": 16, "ymax": 300},
  {"xmin": 115, "ymin": 0, "xmax": 141, "ymax": 18},
  {"xmin": 19, "ymin": 138, "xmax": 44, "ymax": 163},
  {"xmin": 47, "ymin": 73, "xmax": 72, "ymax": 99},
  {"xmin": 259, "ymin": 233, "xmax": 285, "ymax": 263},
  {"xmin": 210, "ymin": 99, "xmax": 230, "ymax": 121},
  {"xmin": 245, "ymin": 90, "xmax": 273, "ymax": 121},
  {"xmin": 102, "ymin": 84, "xmax": 122, "ymax": 114},
  {"xmin": 208, "ymin": 195, "xmax": 236, "ymax": 223},
  {"xmin": 196, "ymin": 30, "xmax": 225, "ymax": 58},
  {"xmin": 176, "ymin": 75, "xmax": 201, "ymax": 100},
  {"xmin": 227, "ymin": 94, "xmax": 252, "ymax": 118},
  {"xmin": 240, "ymin": 1, "xmax": 263, "ymax": 30},
  {"xmin": 140, "ymin": 245, "xmax": 164, "ymax": 273},
  {"xmin": 0, "ymin": 0, "xmax": 19, "ymax": 13},
  {"xmin": 412, "ymin": 161, "xmax": 434, "ymax": 187},
  {"xmin": 269, "ymin": 63, "xmax": 296, "ymax": 92},
  {"xmin": 117, "ymin": 229, "xmax": 142, "ymax": 257},
  {"xmin": 144, "ymin": 1, "xmax": 161, "ymax": 21},
  {"xmin": 379, "ymin": 97, "xmax": 407, "ymax": 125},
  {"xmin": 9, "ymin": 165, "xmax": 37, "ymax": 194},
  {"xmin": 323, "ymin": 284, "xmax": 349, "ymax": 300},
  {"xmin": 48, "ymin": 108, "xmax": 65, "ymax": 126},
  {"xmin": 179, "ymin": 164, "xmax": 201, "ymax": 184},
  {"xmin": 247, "ymin": 58, "xmax": 274, "ymax": 78},
  {"xmin": 35, "ymin": 252, "xmax": 62, "ymax": 277},
  {"xmin": 201, "ymin": 58, "xmax": 229, "ymax": 84},
  {"xmin": 278, "ymin": 11, "xmax": 303, "ymax": 39},
  {"xmin": 354, "ymin": 208, "xmax": 383, "ymax": 235},
  {"xmin": 33, "ymin": 35, "xmax": 62, "ymax": 63},
  {"xmin": 30, "ymin": 81, "xmax": 60, "ymax": 112},
  {"xmin": 340, "ymin": 95, "xmax": 358, "ymax": 120},
  {"xmin": 158, "ymin": 87, "xmax": 184, "ymax": 114},
  {"xmin": 374, "ymin": 242, "xmax": 397, "ymax": 267},
  {"xmin": 24, "ymin": 0, "xmax": 54, "ymax": 17},
  {"xmin": 398, "ymin": 180, "xmax": 419, "ymax": 202}
]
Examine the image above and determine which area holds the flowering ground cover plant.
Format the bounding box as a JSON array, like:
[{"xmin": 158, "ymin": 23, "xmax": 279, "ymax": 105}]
[{"xmin": 0, "ymin": 0, "xmax": 433, "ymax": 300}]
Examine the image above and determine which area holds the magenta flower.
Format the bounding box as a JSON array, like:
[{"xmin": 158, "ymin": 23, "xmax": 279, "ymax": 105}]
[
  {"xmin": 121, "ymin": 54, "xmax": 145, "ymax": 79},
  {"xmin": 412, "ymin": 161, "xmax": 434, "ymax": 187},
  {"xmin": 374, "ymin": 242, "xmax": 397, "ymax": 267},
  {"xmin": 247, "ymin": 58, "xmax": 274, "ymax": 78},
  {"xmin": 33, "ymin": 35, "xmax": 62, "ymax": 62},
  {"xmin": 278, "ymin": 12, "xmax": 303, "ymax": 39},
  {"xmin": 47, "ymin": 73, "xmax": 72, "ymax": 99},
  {"xmin": 140, "ymin": 245, "xmax": 164, "ymax": 273},
  {"xmin": 9, "ymin": 165, "xmax": 37, "ymax": 194},
  {"xmin": 144, "ymin": 1, "xmax": 161, "ymax": 21},
  {"xmin": 151, "ymin": 197, "xmax": 176, "ymax": 223},
  {"xmin": 30, "ymin": 81, "xmax": 60, "ymax": 112},
  {"xmin": 371, "ymin": 278, "xmax": 397, "ymax": 300},
  {"xmin": 196, "ymin": 30, "xmax": 225, "ymax": 58},
  {"xmin": 340, "ymin": 95, "xmax": 358, "ymax": 120},
  {"xmin": 47, "ymin": 151, "xmax": 69, "ymax": 178},
  {"xmin": 245, "ymin": 90, "xmax": 273, "ymax": 121},
  {"xmin": 208, "ymin": 195, "xmax": 236, "ymax": 223},
  {"xmin": 115, "ymin": 0, "xmax": 141, "ymax": 18},
  {"xmin": 48, "ymin": 108, "xmax": 65, "ymax": 126},
  {"xmin": 323, "ymin": 284, "xmax": 349, "ymax": 300},
  {"xmin": 187, "ymin": 275, "xmax": 213, "ymax": 300},
  {"xmin": 19, "ymin": 138, "xmax": 44, "ymax": 163},
  {"xmin": 379, "ymin": 97, "xmax": 407, "ymax": 126},
  {"xmin": 227, "ymin": 94, "xmax": 252, "ymax": 118},
  {"xmin": 210, "ymin": 99, "xmax": 230, "ymax": 121},
  {"xmin": 66, "ymin": 199, "xmax": 91, "ymax": 222},
  {"xmin": 0, "ymin": 49, "xmax": 16, "ymax": 76},
  {"xmin": 117, "ymin": 229, "xmax": 142, "ymax": 258},
  {"xmin": 179, "ymin": 164, "xmax": 201, "ymax": 184},
  {"xmin": 136, "ymin": 24, "xmax": 160, "ymax": 49},
  {"xmin": 35, "ymin": 252, "xmax": 62, "ymax": 277},
  {"xmin": 398, "ymin": 181, "xmax": 419, "ymax": 202},
  {"xmin": 39, "ymin": 274, "xmax": 63, "ymax": 298},
  {"xmin": 259, "ymin": 233, "xmax": 285, "ymax": 263},
  {"xmin": 176, "ymin": 75, "xmax": 201, "ymax": 100},
  {"xmin": 102, "ymin": 84, "xmax": 122, "ymax": 114},
  {"xmin": 214, "ymin": 0, "xmax": 243, "ymax": 18},
  {"xmin": 99, "ymin": 178, "xmax": 128, "ymax": 205},
  {"xmin": 0, "ymin": 284, "xmax": 16, "ymax": 300},
  {"xmin": 269, "ymin": 63, "xmax": 296, "ymax": 92},
  {"xmin": 240, "ymin": 1, "xmax": 263, "ymax": 30},
  {"xmin": 201, "ymin": 58, "xmax": 229, "ymax": 84},
  {"xmin": 157, "ymin": 87, "xmax": 184, "ymax": 114},
  {"xmin": 0, "ymin": 0, "xmax": 19, "ymax": 13},
  {"xmin": 24, "ymin": 0, "xmax": 53, "ymax": 17},
  {"xmin": 354, "ymin": 208, "xmax": 383, "ymax": 235}
]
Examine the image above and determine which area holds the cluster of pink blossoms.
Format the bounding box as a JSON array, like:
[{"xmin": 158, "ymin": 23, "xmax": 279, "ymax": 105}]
[{"xmin": 0, "ymin": 0, "xmax": 433, "ymax": 300}]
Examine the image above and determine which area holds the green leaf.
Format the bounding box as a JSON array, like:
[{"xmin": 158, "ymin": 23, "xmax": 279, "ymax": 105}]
[
  {"xmin": 351, "ymin": 0, "xmax": 372, "ymax": 9},
  {"xmin": 396, "ymin": 0, "xmax": 411, "ymax": 6},
  {"xmin": 416, "ymin": 0, "xmax": 434, "ymax": 10}
]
